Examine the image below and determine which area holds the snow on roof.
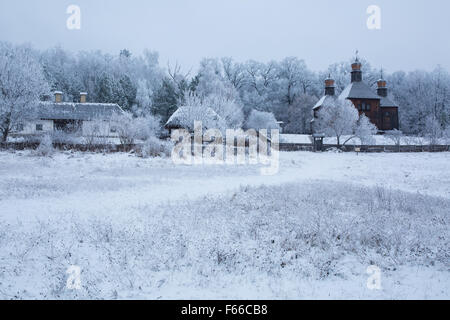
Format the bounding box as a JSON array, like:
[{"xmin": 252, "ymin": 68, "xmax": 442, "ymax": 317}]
[
  {"xmin": 280, "ymin": 134, "xmax": 312, "ymax": 144},
  {"xmin": 380, "ymin": 95, "xmax": 399, "ymax": 108},
  {"xmin": 339, "ymin": 82, "xmax": 380, "ymax": 100},
  {"xmin": 165, "ymin": 106, "xmax": 226, "ymax": 131},
  {"xmin": 313, "ymin": 95, "xmax": 338, "ymax": 110},
  {"xmin": 38, "ymin": 102, "xmax": 125, "ymax": 121}
]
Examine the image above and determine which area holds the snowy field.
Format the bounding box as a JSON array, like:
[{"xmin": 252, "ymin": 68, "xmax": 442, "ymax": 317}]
[{"xmin": 0, "ymin": 150, "xmax": 448, "ymax": 299}]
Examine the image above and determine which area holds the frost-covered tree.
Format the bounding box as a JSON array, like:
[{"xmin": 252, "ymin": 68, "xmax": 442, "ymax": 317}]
[
  {"xmin": 315, "ymin": 99, "xmax": 359, "ymax": 147},
  {"xmin": 284, "ymin": 94, "xmax": 318, "ymax": 134},
  {"xmin": 0, "ymin": 42, "xmax": 49, "ymax": 142},
  {"xmin": 353, "ymin": 115, "xmax": 378, "ymax": 145},
  {"xmin": 277, "ymin": 57, "xmax": 314, "ymax": 106},
  {"xmin": 204, "ymin": 94, "xmax": 244, "ymax": 129},
  {"xmin": 424, "ymin": 115, "xmax": 444, "ymax": 146},
  {"xmin": 246, "ymin": 110, "xmax": 280, "ymax": 131},
  {"xmin": 221, "ymin": 57, "xmax": 246, "ymax": 91},
  {"xmin": 133, "ymin": 79, "xmax": 153, "ymax": 117},
  {"xmin": 242, "ymin": 60, "xmax": 278, "ymax": 109},
  {"xmin": 152, "ymin": 78, "xmax": 180, "ymax": 124},
  {"xmin": 189, "ymin": 59, "xmax": 245, "ymax": 129}
]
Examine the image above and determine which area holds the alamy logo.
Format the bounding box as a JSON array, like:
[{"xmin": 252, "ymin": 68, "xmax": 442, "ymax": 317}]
[
  {"xmin": 367, "ymin": 5, "xmax": 381, "ymax": 30},
  {"xmin": 66, "ymin": 5, "xmax": 81, "ymax": 30},
  {"xmin": 170, "ymin": 121, "xmax": 280, "ymax": 176}
]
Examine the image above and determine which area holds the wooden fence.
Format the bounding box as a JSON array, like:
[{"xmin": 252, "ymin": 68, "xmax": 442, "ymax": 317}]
[
  {"xmin": 1, "ymin": 141, "xmax": 449, "ymax": 153},
  {"xmin": 280, "ymin": 143, "xmax": 449, "ymax": 153}
]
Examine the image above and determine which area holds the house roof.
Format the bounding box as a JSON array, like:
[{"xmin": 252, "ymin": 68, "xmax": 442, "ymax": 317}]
[
  {"xmin": 339, "ymin": 81, "xmax": 380, "ymax": 100},
  {"xmin": 313, "ymin": 95, "xmax": 338, "ymax": 110},
  {"xmin": 379, "ymin": 95, "xmax": 399, "ymax": 108},
  {"xmin": 165, "ymin": 106, "xmax": 226, "ymax": 131},
  {"xmin": 38, "ymin": 102, "xmax": 125, "ymax": 121}
]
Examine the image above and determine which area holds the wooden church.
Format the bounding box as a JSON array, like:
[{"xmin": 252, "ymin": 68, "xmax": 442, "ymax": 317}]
[{"xmin": 312, "ymin": 57, "xmax": 399, "ymax": 132}]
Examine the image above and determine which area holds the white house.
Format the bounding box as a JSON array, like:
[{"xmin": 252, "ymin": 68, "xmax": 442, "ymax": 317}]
[{"xmin": 14, "ymin": 92, "xmax": 125, "ymax": 138}]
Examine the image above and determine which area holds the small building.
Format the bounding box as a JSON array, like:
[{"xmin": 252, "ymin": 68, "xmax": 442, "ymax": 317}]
[{"xmin": 13, "ymin": 92, "xmax": 125, "ymax": 138}]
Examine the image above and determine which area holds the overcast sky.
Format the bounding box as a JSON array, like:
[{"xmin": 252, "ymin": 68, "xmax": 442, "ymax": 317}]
[{"xmin": 1, "ymin": 0, "xmax": 449, "ymax": 73}]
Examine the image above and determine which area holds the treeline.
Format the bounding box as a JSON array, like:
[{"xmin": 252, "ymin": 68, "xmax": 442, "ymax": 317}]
[{"xmin": 7, "ymin": 43, "xmax": 450, "ymax": 136}]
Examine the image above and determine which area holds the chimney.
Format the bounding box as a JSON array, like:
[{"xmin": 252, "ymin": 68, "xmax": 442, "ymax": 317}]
[
  {"xmin": 324, "ymin": 76, "xmax": 335, "ymax": 96},
  {"xmin": 54, "ymin": 91, "xmax": 63, "ymax": 103},
  {"xmin": 80, "ymin": 92, "xmax": 87, "ymax": 103}
]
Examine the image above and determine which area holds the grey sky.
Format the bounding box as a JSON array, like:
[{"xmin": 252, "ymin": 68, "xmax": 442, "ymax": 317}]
[{"xmin": 0, "ymin": 0, "xmax": 449, "ymax": 73}]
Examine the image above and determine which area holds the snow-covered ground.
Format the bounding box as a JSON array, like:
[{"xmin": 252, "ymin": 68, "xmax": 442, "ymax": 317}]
[{"xmin": 0, "ymin": 150, "xmax": 448, "ymax": 299}]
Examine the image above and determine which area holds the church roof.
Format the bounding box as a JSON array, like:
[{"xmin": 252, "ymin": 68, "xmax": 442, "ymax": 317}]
[
  {"xmin": 380, "ymin": 95, "xmax": 399, "ymax": 108},
  {"xmin": 339, "ymin": 81, "xmax": 380, "ymax": 100},
  {"xmin": 313, "ymin": 95, "xmax": 337, "ymax": 110}
]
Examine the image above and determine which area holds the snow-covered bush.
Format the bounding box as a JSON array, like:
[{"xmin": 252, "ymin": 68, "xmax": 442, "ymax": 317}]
[
  {"xmin": 111, "ymin": 112, "xmax": 161, "ymax": 145},
  {"xmin": 138, "ymin": 137, "xmax": 173, "ymax": 158},
  {"xmin": 385, "ymin": 129, "xmax": 403, "ymax": 151},
  {"xmin": 83, "ymin": 119, "xmax": 109, "ymax": 147},
  {"xmin": 51, "ymin": 130, "xmax": 81, "ymax": 145},
  {"xmin": 245, "ymin": 110, "xmax": 280, "ymax": 131},
  {"xmin": 34, "ymin": 134, "xmax": 54, "ymax": 156}
]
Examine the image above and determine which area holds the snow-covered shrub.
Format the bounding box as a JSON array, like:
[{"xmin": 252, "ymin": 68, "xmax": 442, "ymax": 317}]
[
  {"xmin": 83, "ymin": 119, "xmax": 108, "ymax": 147},
  {"xmin": 385, "ymin": 129, "xmax": 403, "ymax": 151},
  {"xmin": 51, "ymin": 130, "xmax": 80, "ymax": 145},
  {"xmin": 111, "ymin": 112, "xmax": 161, "ymax": 145},
  {"xmin": 245, "ymin": 110, "xmax": 280, "ymax": 131},
  {"xmin": 34, "ymin": 134, "xmax": 54, "ymax": 156},
  {"xmin": 138, "ymin": 137, "xmax": 173, "ymax": 158}
]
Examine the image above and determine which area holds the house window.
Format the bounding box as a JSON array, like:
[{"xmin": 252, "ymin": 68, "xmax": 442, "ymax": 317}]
[
  {"xmin": 36, "ymin": 124, "xmax": 43, "ymax": 131},
  {"xmin": 361, "ymin": 102, "xmax": 371, "ymax": 111},
  {"xmin": 357, "ymin": 104, "xmax": 362, "ymax": 111}
]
